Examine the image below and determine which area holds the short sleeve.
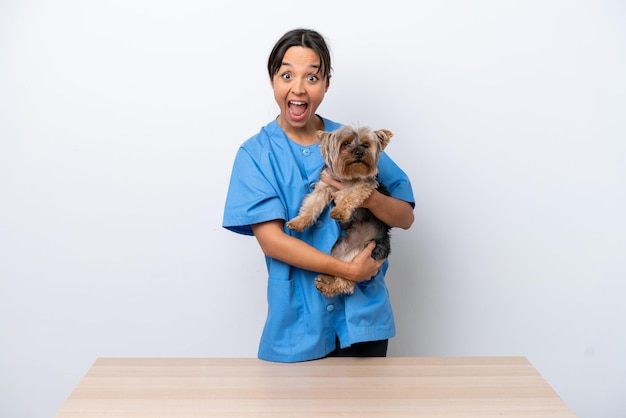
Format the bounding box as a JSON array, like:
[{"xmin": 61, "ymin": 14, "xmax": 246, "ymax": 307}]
[
  {"xmin": 378, "ymin": 152, "xmax": 415, "ymax": 208},
  {"xmin": 222, "ymin": 146, "xmax": 287, "ymax": 236}
]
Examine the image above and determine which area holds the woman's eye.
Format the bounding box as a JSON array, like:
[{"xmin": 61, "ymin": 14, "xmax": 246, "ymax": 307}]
[
  {"xmin": 281, "ymin": 73, "xmax": 292, "ymax": 80},
  {"xmin": 308, "ymin": 75, "xmax": 319, "ymax": 82}
]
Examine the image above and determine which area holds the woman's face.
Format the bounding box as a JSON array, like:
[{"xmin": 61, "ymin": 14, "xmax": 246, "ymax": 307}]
[{"xmin": 271, "ymin": 46, "xmax": 330, "ymax": 134}]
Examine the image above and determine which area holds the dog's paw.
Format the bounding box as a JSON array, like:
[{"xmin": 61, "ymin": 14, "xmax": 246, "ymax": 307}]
[
  {"xmin": 329, "ymin": 207, "xmax": 352, "ymax": 223},
  {"xmin": 286, "ymin": 217, "xmax": 308, "ymax": 232},
  {"xmin": 315, "ymin": 275, "xmax": 355, "ymax": 297}
]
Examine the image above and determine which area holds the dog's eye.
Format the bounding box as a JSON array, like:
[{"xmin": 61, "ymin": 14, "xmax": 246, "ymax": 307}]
[{"xmin": 342, "ymin": 141, "xmax": 351, "ymax": 147}]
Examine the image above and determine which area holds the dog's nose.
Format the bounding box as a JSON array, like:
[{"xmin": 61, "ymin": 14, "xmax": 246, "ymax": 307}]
[{"xmin": 354, "ymin": 148, "xmax": 364, "ymax": 159}]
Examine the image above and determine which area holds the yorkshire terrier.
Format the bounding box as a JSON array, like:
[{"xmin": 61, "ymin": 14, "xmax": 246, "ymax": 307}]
[{"xmin": 286, "ymin": 125, "xmax": 393, "ymax": 297}]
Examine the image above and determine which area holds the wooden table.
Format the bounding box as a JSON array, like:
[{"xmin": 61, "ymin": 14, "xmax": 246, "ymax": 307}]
[{"xmin": 55, "ymin": 357, "xmax": 576, "ymax": 417}]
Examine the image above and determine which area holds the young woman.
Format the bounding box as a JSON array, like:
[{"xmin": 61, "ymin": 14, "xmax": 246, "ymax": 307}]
[{"xmin": 223, "ymin": 28, "xmax": 415, "ymax": 362}]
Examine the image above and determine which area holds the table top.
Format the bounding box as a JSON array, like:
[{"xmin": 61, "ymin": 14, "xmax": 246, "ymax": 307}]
[{"xmin": 55, "ymin": 356, "xmax": 576, "ymax": 417}]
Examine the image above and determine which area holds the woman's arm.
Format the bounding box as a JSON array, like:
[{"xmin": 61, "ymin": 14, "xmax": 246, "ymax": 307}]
[
  {"xmin": 362, "ymin": 190, "xmax": 414, "ymax": 229},
  {"xmin": 251, "ymin": 220, "xmax": 383, "ymax": 282},
  {"xmin": 320, "ymin": 171, "xmax": 414, "ymax": 230}
]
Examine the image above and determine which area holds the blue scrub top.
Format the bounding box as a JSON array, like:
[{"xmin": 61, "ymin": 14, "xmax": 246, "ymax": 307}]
[{"xmin": 222, "ymin": 117, "xmax": 415, "ymax": 362}]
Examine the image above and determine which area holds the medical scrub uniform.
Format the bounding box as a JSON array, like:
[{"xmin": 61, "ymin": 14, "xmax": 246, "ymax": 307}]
[{"xmin": 222, "ymin": 117, "xmax": 414, "ymax": 363}]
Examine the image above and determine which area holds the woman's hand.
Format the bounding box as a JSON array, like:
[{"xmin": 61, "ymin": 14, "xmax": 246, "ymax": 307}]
[
  {"xmin": 320, "ymin": 170, "xmax": 343, "ymax": 195},
  {"xmin": 347, "ymin": 241, "xmax": 385, "ymax": 282}
]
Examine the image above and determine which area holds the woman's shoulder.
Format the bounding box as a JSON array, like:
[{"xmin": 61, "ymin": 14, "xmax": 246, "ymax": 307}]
[
  {"xmin": 320, "ymin": 117, "xmax": 342, "ymax": 132},
  {"xmin": 234, "ymin": 120, "xmax": 284, "ymax": 160},
  {"xmin": 241, "ymin": 119, "xmax": 279, "ymax": 145}
]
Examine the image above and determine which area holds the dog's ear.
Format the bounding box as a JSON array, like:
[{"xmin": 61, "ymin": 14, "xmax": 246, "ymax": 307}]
[
  {"xmin": 317, "ymin": 130, "xmax": 333, "ymax": 150},
  {"xmin": 316, "ymin": 130, "xmax": 329, "ymax": 141},
  {"xmin": 375, "ymin": 129, "xmax": 393, "ymax": 151},
  {"xmin": 317, "ymin": 130, "xmax": 337, "ymax": 169}
]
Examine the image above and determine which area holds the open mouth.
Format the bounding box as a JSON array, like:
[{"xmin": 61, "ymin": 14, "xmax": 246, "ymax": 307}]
[{"xmin": 288, "ymin": 100, "xmax": 308, "ymax": 117}]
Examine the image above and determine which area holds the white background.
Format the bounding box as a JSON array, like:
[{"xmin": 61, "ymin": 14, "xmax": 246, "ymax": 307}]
[{"xmin": 1, "ymin": 1, "xmax": 625, "ymax": 417}]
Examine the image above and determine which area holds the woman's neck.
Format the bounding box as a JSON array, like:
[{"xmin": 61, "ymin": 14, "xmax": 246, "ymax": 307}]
[{"xmin": 277, "ymin": 115, "xmax": 324, "ymax": 146}]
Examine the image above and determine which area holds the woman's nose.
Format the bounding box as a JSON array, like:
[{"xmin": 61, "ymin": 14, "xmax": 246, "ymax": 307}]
[{"xmin": 292, "ymin": 78, "xmax": 306, "ymax": 94}]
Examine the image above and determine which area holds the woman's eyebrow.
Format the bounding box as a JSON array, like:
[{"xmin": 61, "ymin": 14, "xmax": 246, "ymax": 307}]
[{"xmin": 280, "ymin": 61, "xmax": 321, "ymax": 71}]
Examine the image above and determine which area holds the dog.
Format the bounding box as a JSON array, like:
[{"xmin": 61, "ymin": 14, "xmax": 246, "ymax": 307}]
[{"xmin": 286, "ymin": 125, "xmax": 393, "ymax": 297}]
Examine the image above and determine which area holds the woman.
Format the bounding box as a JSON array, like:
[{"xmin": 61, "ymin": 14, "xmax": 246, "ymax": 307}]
[{"xmin": 223, "ymin": 28, "xmax": 415, "ymax": 362}]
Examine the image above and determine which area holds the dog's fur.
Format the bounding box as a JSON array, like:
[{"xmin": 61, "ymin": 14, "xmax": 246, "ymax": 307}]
[{"xmin": 286, "ymin": 125, "xmax": 393, "ymax": 297}]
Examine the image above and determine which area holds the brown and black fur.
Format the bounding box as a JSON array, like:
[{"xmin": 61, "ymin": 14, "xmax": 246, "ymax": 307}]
[{"xmin": 286, "ymin": 125, "xmax": 393, "ymax": 297}]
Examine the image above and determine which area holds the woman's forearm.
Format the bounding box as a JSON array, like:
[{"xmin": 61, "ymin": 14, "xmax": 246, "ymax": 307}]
[
  {"xmin": 251, "ymin": 220, "xmax": 381, "ymax": 282},
  {"xmin": 363, "ymin": 190, "xmax": 414, "ymax": 230}
]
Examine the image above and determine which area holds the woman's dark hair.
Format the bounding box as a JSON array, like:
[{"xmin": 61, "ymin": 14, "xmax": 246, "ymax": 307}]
[{"xmin": 267, "ymin": 28, "xmax": 332, "ymax": 81}]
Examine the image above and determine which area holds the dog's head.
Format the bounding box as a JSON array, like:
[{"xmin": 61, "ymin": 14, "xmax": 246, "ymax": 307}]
[{"xmin": 318, "ymin": 126, "xmax": 392, "ymax": 180}]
